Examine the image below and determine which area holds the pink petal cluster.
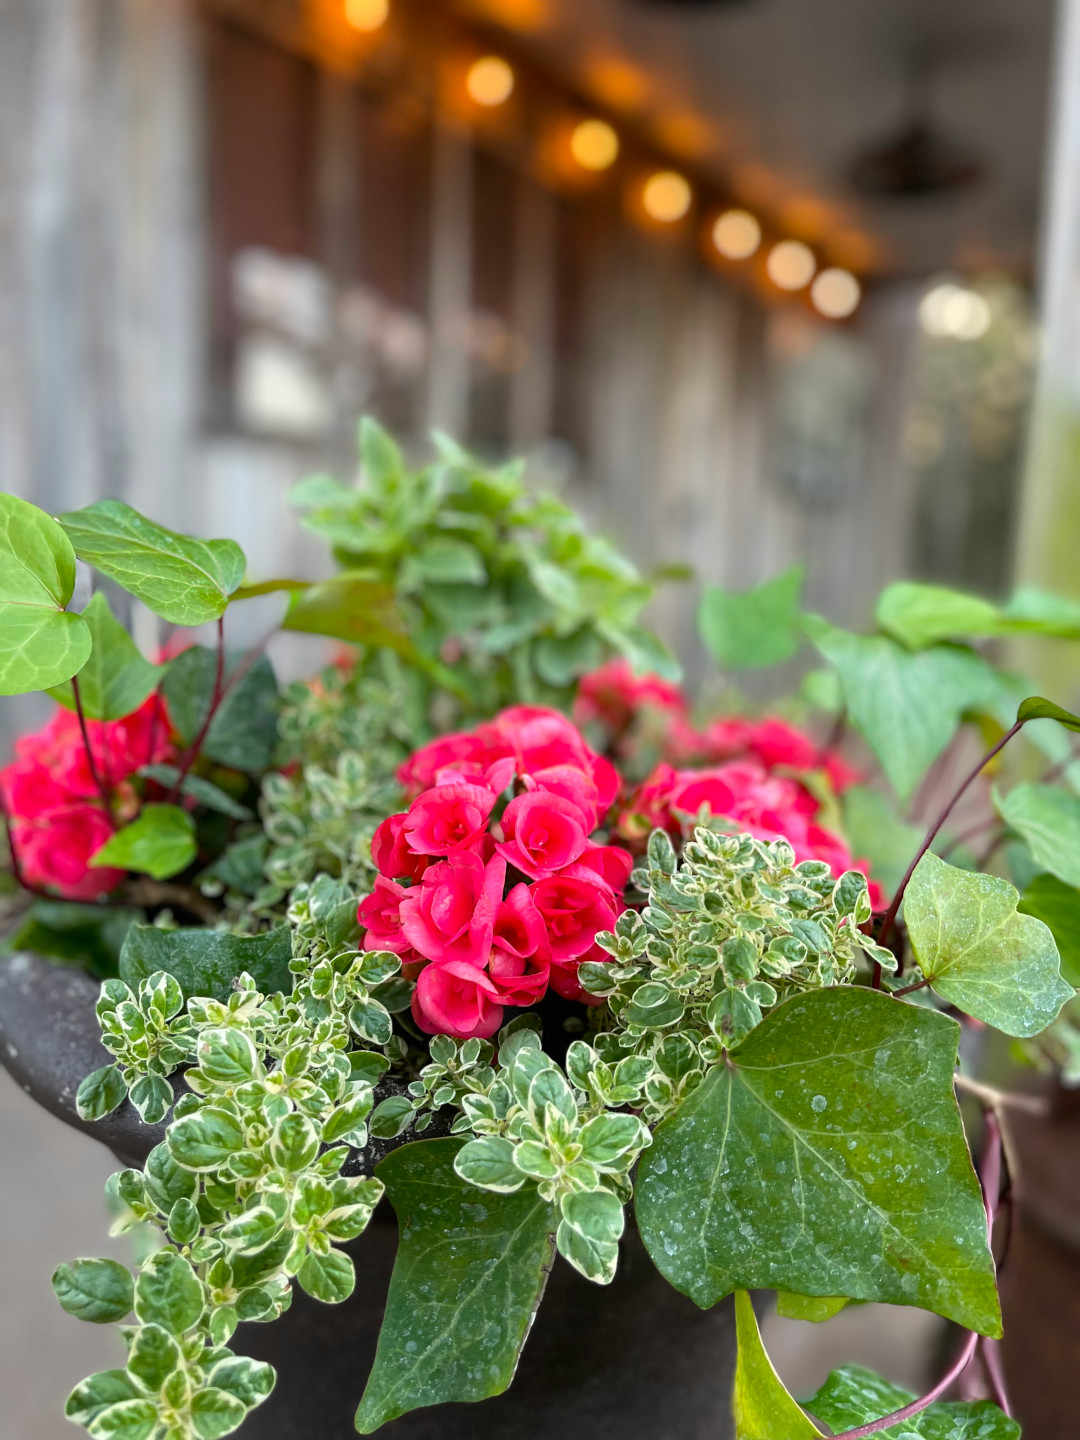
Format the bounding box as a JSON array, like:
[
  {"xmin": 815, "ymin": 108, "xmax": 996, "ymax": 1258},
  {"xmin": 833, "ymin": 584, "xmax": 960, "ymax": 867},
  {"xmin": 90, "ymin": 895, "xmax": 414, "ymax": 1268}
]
[
  {"xmin": 0, "ymin": 697, "xmax": 174, "ymax": 900},
  {"xmin": 360, "ymin": 707, "xmax": 631, "ymax": 1040},
  {"xmin": 573, "ymin": 658, "xmax": 687, "ymax": 736}
]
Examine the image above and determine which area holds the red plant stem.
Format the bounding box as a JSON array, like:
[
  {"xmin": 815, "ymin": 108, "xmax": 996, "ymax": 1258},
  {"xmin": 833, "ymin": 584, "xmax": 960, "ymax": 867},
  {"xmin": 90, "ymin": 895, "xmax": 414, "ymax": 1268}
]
[
  {"xmin": 71, "ymin": 674, "xmax": 115, "ymax": 826},
  {"xmin": 166, "ymin": 616, "xmax": 225, "ymax": 803},
  {"xmin": 877, "ymin": 721, "xmax": 1024, "ymax": 949},
  {"xmin": 827, "ymin": 1115, "xmax": 1003, "ymax": 1438}
]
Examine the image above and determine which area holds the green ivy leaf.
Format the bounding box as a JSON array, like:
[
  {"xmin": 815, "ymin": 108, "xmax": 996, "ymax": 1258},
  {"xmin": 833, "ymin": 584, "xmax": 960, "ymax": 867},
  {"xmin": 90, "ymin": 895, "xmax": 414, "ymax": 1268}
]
[
  {"xmin": 76, "ymin": 1064, "xmax": 127, "ymax": 1122},
  {"xmin": 160, "ymin": 647, "xmax": 278, "ymax": 773},
  {"xmin": 733, "ymin": 1290, "xmax": 822, "ymax": 1440},
  {"xmin": 52, "ymin": 1258, "xmax": 134, "ymax": 1324},
  {"xmin": 354, "ymin": 1138, "xmax": 557, "ymax": 1433},
  {"xmin": 91, "ymin": 805, "xmax": 196, "ymax": 881},
  {"xmin": 635, "ymin": 987, "xmax": 1000, "ymax": 1335},
  {"xmin": 58, "ymin": 500, "xmax": 245, "ymax": 626},
  {"xmin": 1002, "ymin": 588, "xmax": 1080, "ymax": 638},
  {"xmin": 805, "ymin": 1363, "xmax": 1020, "ymax": 1439},
  {"xmin": 775, "ymin": 1292, "xmax": 850, "ymax": 1323},
  {"xmin": 119, "ymin": 924, "xmax": 292, "ymax": 1001},
  {"xmin": 875, "ymin": 582, "xmax": 1001, "ymax": 650},
  {"xmin": 0, "ymin": 492, "xmax": 92, "ymax": 695},
  {"xmin": 904, "ymin": 851, "xmax": 1074, "ymax": 1036},
  {"xmin": 48, "ymin": 592, "xmax": 163, "ymax": 719},
  {"xmin": 803, "ymin": 619, "xmax": 1002, "ymax": 800},
  {"xmin": 1019, "ymin": 874, "xmax": 1080, "ymax": 987},
  {"xmin": 133, "ymin": 1250, "xmax": 204, "ymax": 1334},
  {"xmin": 699, "ymin": 565, "xmax": 804, "ymax": 671},
  {"xmin": 996, "ymin": 782, "xmax": 1080, "ymax": 886}
]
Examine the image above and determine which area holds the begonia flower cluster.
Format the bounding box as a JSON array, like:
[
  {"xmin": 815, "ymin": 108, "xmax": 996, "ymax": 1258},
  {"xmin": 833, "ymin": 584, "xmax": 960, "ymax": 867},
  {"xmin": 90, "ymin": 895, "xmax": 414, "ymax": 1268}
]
[
  {"xmin": 0, "ymin": 696, "xmax": 174, "ymax": 901},
  {"xmin": 358, "ymin": 706, "xmax": 631, "ymax": 1041}
]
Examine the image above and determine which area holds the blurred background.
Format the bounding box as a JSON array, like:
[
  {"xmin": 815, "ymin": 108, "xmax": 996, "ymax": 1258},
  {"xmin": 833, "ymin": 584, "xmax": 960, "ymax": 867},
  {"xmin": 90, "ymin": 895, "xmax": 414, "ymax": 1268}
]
[{"xmin": 3, "ymin": 0, "xmax": 1080, "ymax": 1433}]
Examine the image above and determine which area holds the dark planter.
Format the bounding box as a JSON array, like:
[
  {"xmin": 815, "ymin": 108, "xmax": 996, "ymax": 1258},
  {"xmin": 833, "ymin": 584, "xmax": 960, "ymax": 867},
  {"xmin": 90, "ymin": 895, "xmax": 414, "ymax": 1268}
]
[{"xmin": 0, "ymin": 953, "xmax": 737, "ymax": 1439}]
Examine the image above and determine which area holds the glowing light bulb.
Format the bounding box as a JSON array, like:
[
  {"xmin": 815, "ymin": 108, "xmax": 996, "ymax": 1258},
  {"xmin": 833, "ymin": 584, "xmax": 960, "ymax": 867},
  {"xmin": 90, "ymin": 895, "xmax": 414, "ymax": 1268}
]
[
  {"xmin": 344, "ymin": 0, "xmax": 388, "ymax": 31},
  {"xmin": 712, "ymin": 209, "xmax": 761, "ymax": 260},
  {"xmin": 570, "ymin": 119, "xmax": 619, "ymax": 172},
  {"xmin": 811, "ymin": 268, "xmax": 861, "ymax": 319},
  {"xmin": 766, "ymin": 239, "xmax": 816, "ymax": 291},
  {"xmin": 642, "ymin": 171, "xmax": 691, "ymax": 223},
  {"xmin": 919, "ymin": 283, "xmax": 990, "ymax": 341},
  {"xmin": 467, "ymin": 56, "xmax": 515, "ymax": 108}
]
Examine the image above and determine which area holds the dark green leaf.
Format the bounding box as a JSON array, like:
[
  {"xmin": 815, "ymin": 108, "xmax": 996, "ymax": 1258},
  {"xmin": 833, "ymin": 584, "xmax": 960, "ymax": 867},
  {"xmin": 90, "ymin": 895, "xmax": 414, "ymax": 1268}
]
[
  {"xmin": 1019, "ymin": 874, "xmax": 1080, "ymax": 987},
  {"xmin": 160, "ymin": 647, "xmax": 278, "ymax": 773},
  {"xmin": 1016, "ymin": 695, "xmax": 1080, "ymax": 732},
  {"xmin": 7, "ymin": 900, "xmax": 137, "ymax": 979},
  {"xmin": 58, "ymin": 500, "xmax": 245, "ymax": 625},
  {"xmin": 0, "ymin": 492, "xmax": 92, "ymax": 695},
  {"xmin": 120, "ymin": 924, "xmax": 292, "ymax": 1000},
  {"xmin": 635, "ymin": 987, "xmax": 1000, "ymax": 1335},
  {"xmin": 52, "ymin": 1258, "xmax": 134, "ymax": 1323},
  {"xmin": 996, "ymin": 782, "xmax": 1080, "ymax": 887},
  {"xmin": 134, "ymin": 1250, "xmax": 204, "ymax": 1334},
  {"xmin": 699, "ymin": 566, "xmax": 804, "ymax": 671},
  {"xmin": 905, "ymin": 851, "xmax": 1074, "ymax": 1036},
  {"xmin": 48, "ymin": 592, "xmax": 163, "ymax": 719},
  {"xmin": 354, "ymin": 1138, "xmax": 556, "ymax": 1433},
  {"xmin": 91, "ymin": 805, "xmax": 196, "ymax": 880},
  {"xmin": 875, "ymin": 583, "xmax": 1001, "ymax": 650},
  {"xmin": 805, "ymin": 1363, "xmax": 1020, "ymax": 1439},
  {"xmin": 733, "ymin": 1290, "xmax": 822, "ymax": 1439},
  {"xmin": 139, "ymin": 766, "xmax": 253, "ymax": 820}
]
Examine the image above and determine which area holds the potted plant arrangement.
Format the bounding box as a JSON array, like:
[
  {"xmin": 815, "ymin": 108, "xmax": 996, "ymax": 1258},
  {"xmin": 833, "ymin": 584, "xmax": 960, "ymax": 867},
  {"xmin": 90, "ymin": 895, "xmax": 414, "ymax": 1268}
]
[{"xmin": 3, "ymin": 421, "xmax": 1080, "ymax": 1440}]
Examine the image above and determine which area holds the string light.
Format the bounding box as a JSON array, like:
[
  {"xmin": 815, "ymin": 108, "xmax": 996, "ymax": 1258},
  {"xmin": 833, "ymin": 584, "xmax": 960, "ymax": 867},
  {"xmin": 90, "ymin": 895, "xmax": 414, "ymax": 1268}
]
[
  {"xmin": 570, "ymin": 119, "xmax": 619, "ymax": 172},
  {"xmin": 811, "ymin": 268, "xmax": 861, "ymax": 319},
  {"xmin": 344, "ymin": 0, "xmax": 388, "ymax": 31},
  {"xmin": 642, "ymin": 170, "xmax": 691, "ymax": 223},
  {"xmin": 766, "ymin": 239, "xmax": 816, "ymax": 291},
  {"xmin": 712, "ymin": 209, "xmax": 760, "ymax": 260},
  {"xmin": 919, "ymin": 283, "xmax": 990, "ymax": 341},
  {"xmin": 467, "ymin": 56, "xmax": 515, "ymax": 107}
]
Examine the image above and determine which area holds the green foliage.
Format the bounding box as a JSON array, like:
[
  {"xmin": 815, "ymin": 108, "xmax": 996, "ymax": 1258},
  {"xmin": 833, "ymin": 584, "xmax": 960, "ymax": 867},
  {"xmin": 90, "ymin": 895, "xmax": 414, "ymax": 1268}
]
[
  {"xmin": 995, "ymin": 782, "xmax": 1080, "ymax": 887},
  {"xmin": 92, "ymin": 807, "xmax": 197, "ymax": 882},
  {"xmin": 635, "ymin": 986, "xmax": 1000, "ymax": 1335},
  {"xmin": 698, "ymin": 565, "xmax": 804, "ymax": 670},
  {"xmin": 58, "ymin": 501, "xmax": 245, "ymax": 626},
  {"xmin": 876, "ymin": 580, "xmax": 1080, "ymax": 650},
  {"xmin": 775, "ymin": 1292, "xmax": 850, "ymax": 1322},
  {"xmin": 48, "ymin": 592, "xmax": 164, "ymax": 719},
  {"xmin": 354, "ymin": 1139, "xmax": 556, "ymax": 1433},
  {"xmin": 732, "ymin": 1290, "xmax": 821, "ymax": 1440},
  {"xmin": 5, "ymin": 899, "xmax": 139, "ymax": 979},
  {"xmin": 903, "ymin": 852, "xmax": 1074, "ymax": 1036},
  {"xmin": 805, "ymin": 1364, "xmax": 1019, "ymax": 1438},
  {"xmin": 139, "ymin": 768, "xmax": 253, "ymax": 822},
  {"xmin": 288, "ymin": 419, "xmax": 674, "ymax": 725},
  {"xmin": 840, "ymin": 786, "xmax": 922, "ymax": 899},
  {"xmin": 0, "ymin": 492, "xmax": 92, "ymax": 695},
  {"xmin": 79, "ymin": 972, "xmax": 192, "ymax": 1123},
  {"xmin": 53, "ymin": 1259, "xmax": 135, "ymax": 1324},
  {"xmin": 119, "ymin": 925, "xmax": 293, "ymax": 1002},
  {"xmin": 802, "ymin": 617, "xmax": 1004, "ymax": 800},
  {"xmin": 583, "ymin": 828, "xmax": 889, "ymax": 1093},
  {"xmin": 161, "ymin": 649, "xmax": 278, "ymax": 774},
  {"xmin": 1019, "ymin": 873, "xmax": 1080, "ymax": 986}
]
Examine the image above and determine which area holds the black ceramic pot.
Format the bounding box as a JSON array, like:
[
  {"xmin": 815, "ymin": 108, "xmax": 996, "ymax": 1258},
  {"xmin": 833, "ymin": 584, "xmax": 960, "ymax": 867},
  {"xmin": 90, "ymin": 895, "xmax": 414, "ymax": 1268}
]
[{"xmin": 0, "ymin": 953, "xmax": 736, "ymax": 1439}]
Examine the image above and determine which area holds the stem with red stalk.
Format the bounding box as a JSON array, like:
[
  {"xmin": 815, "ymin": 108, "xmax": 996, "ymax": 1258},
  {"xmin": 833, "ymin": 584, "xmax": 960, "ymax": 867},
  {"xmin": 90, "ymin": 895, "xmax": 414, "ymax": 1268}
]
[{"xmin": 71, "ymin": 674, "xmax": 116, "ymax": 827}]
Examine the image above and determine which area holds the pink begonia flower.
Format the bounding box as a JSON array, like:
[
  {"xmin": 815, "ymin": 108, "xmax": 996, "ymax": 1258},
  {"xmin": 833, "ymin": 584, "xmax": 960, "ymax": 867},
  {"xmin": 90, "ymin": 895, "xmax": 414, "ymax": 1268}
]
[
  {"xmin": 524, "ymin": 764, "xmax": 601, "ymax": 831},
  {"xmin": 575, "ymin": 843, "xmax": 634, "ymax": 892},
  {"xmin": 370, "ymin": 814, "xmax": 431, "ymax": 883},
  {"xmin": 495, "ymin": 790, "xmax": 592, "ymax": 880},
  {"xmin": 489, "ymin": 884, "xmax": 550, "ymax": 1004},
  {"xmin": 573, "ymin": 658, "xmax": 687, "ymax": 734},
  {"xmin": 530, "ymin": 867, "xmax": 620, "ymax": 964},
  {"xmin": 399, "ymin": 851, "xmax": 506, "ymax": 969},
  {"xmin": 401, "ymin": 782, "xmax": 496, "ymax": 857},
  {"xmin": 397, "ymin": 732, "xmax": 488, "ymax": 798},
  {"xmin": 12, "ymin": 805, "xmax": 125, "ymax": 901},
  {"xmin": 411, "ymin": 960, "xmax": 503, "ymax": 1039},
  {"xmin": 357, "ymin": 876, "xmax": 412, "ymax": 954}
]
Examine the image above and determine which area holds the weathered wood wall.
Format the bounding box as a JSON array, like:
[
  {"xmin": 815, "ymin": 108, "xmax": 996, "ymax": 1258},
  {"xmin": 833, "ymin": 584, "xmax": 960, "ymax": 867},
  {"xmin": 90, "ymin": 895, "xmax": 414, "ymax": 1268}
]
[{"xmin": 0, "ymin": 0, "xmax": 924, "ymax": 754}]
